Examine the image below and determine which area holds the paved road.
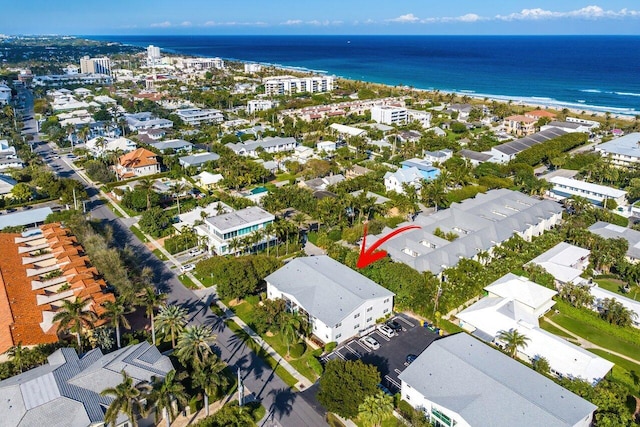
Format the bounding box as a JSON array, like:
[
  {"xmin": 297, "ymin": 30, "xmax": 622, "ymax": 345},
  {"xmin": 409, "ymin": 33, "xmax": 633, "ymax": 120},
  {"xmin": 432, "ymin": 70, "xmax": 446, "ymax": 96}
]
[{"xmin": 21, "ymin": 89, "xmax": 328, "ymax": 427}]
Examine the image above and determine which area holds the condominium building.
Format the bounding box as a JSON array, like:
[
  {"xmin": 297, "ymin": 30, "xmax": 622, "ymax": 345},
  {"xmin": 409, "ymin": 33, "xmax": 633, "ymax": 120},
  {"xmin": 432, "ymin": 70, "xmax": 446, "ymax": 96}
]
[
  {"xmin": 124, "ymin": 112, "xmax": 173, "ymax": 131},
  {"xmin": 503, "ymin": 114, "xmax": 537, "ymax": 136},
  {"xmin": 244, "ymin": 63, "xmax": 262, "ymax": 73},
  {"xmin": 181, "ymin": 57, "xmax": 225, "ymax": 70},
  {"xmin": 371, "ymin": 105, "xmax": 408, "ymax": 126},
  {"xmin": 147, "ymin": 44, "xmax": 162, "ymax": 66},
  {"xmin": 79, "ymin": 56, "xmax": 111, "ymax": 76},
  {"xmin": 200, "ymin": 206, "xmax": 275, "ymax": 255},
  {"xmin": 176, "ymin": 108, "xmax": 224, "ymax": 126},
  {"xmin": 264, "ymin": 75, "xmax": 334, "ymax": 96},
  {"xmin": 595, "ymin": 133, "xmax": 640, "ymax": 167},
  {"xmin": 247, "ymin": 99, "xmax": 276, "ymax": 114},
  {"xmin": 547, "ymin": 176, "xmax": 627, "ymax": 207}
]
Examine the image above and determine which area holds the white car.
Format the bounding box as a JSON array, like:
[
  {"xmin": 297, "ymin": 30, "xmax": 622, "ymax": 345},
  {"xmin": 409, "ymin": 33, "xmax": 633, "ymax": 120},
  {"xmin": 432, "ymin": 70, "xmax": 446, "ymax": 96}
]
[
  {"xmin": 180, "ymin": 263, "xmax": 195, "ymax": 273},
  {"xmin": 188, "ymin": 248, "xmax": 204, "ymax": 257},
  {"xmin": 360, "ymin": 336, "xmax": 380, "ymax": 350},
  {"xmin": 377, "ymin": 324, "xmax": 396, "ymax": 338}
]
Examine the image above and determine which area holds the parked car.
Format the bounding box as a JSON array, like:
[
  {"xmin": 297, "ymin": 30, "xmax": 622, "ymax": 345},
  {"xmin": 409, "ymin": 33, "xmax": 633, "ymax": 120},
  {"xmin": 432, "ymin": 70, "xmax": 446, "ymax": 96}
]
[
  {"xmin": 377, "ymin": 324, "xmax": 396, "ymax": 338},
  {"xmin": 180, "ymin": 263, "xmax": 195, "ymax": 273},
  {"xmin": 188, "ymin": 248, "xmax": 204, "ymax": 257},
  {"xmin": 360, "ymin": 336, "xmax": 380, "ymax": 350},
  {"xmin": 405, "ymin": 354, "xmax": 418, "ymax": 366},
  {"xmin": 386, "ymin": 320, "xmax": 403, "ymax": 333}
]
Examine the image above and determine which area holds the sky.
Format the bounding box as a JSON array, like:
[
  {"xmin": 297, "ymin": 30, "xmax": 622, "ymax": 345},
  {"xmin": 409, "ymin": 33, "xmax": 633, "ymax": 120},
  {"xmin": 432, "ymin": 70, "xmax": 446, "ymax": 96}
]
[{"xmin": 3, "ymin": 1, "xmax": 640, "ymax": 35}]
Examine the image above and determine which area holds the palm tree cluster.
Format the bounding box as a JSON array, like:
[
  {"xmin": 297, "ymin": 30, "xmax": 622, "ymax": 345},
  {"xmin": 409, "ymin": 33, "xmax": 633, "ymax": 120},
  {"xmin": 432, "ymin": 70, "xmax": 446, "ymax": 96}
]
[
  {"xmin": 496, "ymin": 328, "xmax": 530, "ymax": 359},
  {"xmin": 599, "ymin": 298, "xmax": 637, "ymax": 327}
]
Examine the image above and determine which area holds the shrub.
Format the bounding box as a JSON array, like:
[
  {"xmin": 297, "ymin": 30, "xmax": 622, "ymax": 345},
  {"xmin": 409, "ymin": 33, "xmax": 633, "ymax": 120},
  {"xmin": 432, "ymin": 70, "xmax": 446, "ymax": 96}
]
[
  {"xmin": 308, "ymin": 356, "xmax": 324, "ymax": 376},
  {"xmin": 84, "ymin": 160, "xmax": 116, "ymax": 183},
  {"xmin": 164, "ymin": 232, "xmax": 198, "ymax": 254},
  {"xmin": 289, "ymin": 342, "xmax": 306, "ymax": 358},
  {"xmin": 324, "ymin": 341, "xmax": 337, "ymax": 353}
]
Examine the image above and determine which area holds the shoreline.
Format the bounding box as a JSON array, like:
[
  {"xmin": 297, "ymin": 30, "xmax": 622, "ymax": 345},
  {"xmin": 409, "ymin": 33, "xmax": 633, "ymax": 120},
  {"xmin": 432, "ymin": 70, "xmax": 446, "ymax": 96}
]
[{"xmin": 97, "ymin": 36, "xmax": 638, "ymax": 120}]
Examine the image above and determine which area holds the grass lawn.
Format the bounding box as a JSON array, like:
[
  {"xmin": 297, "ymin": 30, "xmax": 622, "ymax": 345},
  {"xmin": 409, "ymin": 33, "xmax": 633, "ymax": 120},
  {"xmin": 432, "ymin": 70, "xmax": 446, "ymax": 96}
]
[
  {"xmin": 152, "ymin": 249, "xmax": 167, "ymax": 261},
  {"xmin": 178, "ymin": 274, "xmax": 199, "ymax": 289},
  {"xmin": 596, "ymin": 278, "xmax": 640, "ymax": 302},
  {"xmin": 108, "ymin": 203, "xmax": 124, "ymax": 218},
  {"xmin": 547, "ymin": 310, "xmax": 640, "ymax": 361},
  {"xmin": 539, "ymin": 318, "xmax": 576, "ymax": 340},
  {"xmin": 193, "ymin": 272, "xmax": 215, "ymax": 288},
  {"xmin": 129, "ymin": 225, "xmax": 148, "ymax": 243},
  {"xmin": 224, "ymin": 319, "xmax": 299, "ymax": 389},
  {"xmin": 227, "ymin": 299, "xmax": 321, "ymax": 383},
  {"xmin": 355, "ymin": 417, "xmax": 403, "ymax": 427},
  {"xmin": 588, "ymin": 349, "xmax": 640, "ymax": 394}
]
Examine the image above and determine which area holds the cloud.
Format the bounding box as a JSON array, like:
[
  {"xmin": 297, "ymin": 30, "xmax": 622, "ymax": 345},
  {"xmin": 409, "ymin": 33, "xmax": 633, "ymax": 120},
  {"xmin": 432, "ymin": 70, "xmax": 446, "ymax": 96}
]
[
  {"xmin": 282, "ymin": 19, "xmax": 303, "ymax": 26},
  {"xmin": 150, "ymin": 21, "xmax": 172, "ymax": 28},
  {"xmin": 180, "ymin": 21, "xmax": 192, "ymax": 27},
  {"xmin": 496, "ymin": 5, "xmax": 640, "ymax": 21},
  {"xmin": 204, "ymin": 20, "xmax": 268, "ymax": 27},
  {"xmin": 388, "ymin": 13, "xmax": 420, "ymax": 23}
]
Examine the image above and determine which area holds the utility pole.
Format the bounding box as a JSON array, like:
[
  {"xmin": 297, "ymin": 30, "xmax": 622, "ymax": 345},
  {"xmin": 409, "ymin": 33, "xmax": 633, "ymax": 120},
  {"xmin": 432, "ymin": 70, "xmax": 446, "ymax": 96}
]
[
  {"xmin": 72, "ymin": 187, "xmax": 78, "ymax": 210},
  {"xmin": 237, "ymin": 368, "xmax": 244, "ymax": 407}
]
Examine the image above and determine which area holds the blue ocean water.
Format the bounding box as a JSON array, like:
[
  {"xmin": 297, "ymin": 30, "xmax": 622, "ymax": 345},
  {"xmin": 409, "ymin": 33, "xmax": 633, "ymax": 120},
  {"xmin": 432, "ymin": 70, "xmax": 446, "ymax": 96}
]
[{"xmin": 91, "ymin": 35, "xmax": 640, "ymax": 115}]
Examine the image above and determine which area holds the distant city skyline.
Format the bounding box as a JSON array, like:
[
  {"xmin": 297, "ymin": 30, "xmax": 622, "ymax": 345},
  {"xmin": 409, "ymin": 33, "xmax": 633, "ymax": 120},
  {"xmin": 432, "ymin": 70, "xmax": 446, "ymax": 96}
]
[{"xmin": 4, "ymin": 1, "xmax": 640, "ymax": 35}]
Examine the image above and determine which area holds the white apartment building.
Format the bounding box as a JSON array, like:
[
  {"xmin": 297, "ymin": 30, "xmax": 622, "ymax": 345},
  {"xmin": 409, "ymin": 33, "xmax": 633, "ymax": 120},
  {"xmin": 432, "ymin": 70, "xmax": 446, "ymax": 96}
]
[
  {"xmin": 176, "ymin": 108, "xmax": 224, "ymax": 126},
  {"xmin": 595, "ymin": 133, "xmax": 640, "ymax": 167},
  {"xmin": 147, "ymin": 45, "xmax": 162, "ymax": 66},
  {"xmin": 181, "ymin": 57, "xmax": 225, "ymax": 70},
  {"xmin": 264, "ymin": 75, "xmax": 334, "ymax": 96},
  {"xmin": 547, "ymin": 176, "xmax": 627, "ymax": 207},
  {"xmin": 407, "ymin": 109, "xmax": 432, "ymax": 128},
  {"xmin": 79, "ymin": 56, "xmax": 111, "ymax": 76},
  {"xmin": 247, "ymin": 99, "xmax": 276, "ymax": 114},
  {"xmin": 266, "ymin": 256, "xmax": 395, "ymax": 345},
  {"xmin": 244, "ymin": 63, "xmax": 262, "ymax": 73},
  {"xmin": 201, "ymin": 206, "xmax": 275, "ymax": 255},
  {"xmin": 371, "ymin": 105, "xmax": 408, "ymax": 126}
]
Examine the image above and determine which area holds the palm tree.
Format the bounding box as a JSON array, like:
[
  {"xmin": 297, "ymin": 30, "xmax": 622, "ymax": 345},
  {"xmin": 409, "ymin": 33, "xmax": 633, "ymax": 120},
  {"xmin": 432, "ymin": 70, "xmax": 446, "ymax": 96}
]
[
  {"xmin": 358, "ymin": 391, "xmax": 394, "ymax": 427},
  {"xmin": 64, "ymin": 123, "xmax": 76, "ymax": 148},
  {"xmin": 155, "ymin": 305, "xmax": 187, "ymax": 348},
  {"xmin": 170, "ymin": 182, "xmax": 187, "ymax": 215},
  {"xmin": 497, "ymin": 328, "xmax": 530, "ymax": 358},
  {"xmin": 229, "ymin": 237, "xmax": 241, "ymax": 256},
  {"xmin": 101, "ymin": 371, "xmax": 151, "ymax": 427},
  {"xmin": 175, "ymin": 324, "xmax": 217, "ymax": 367},
  {"xmin": 279, "ymin": 311, "xmax": 307, "ymax": 357},
  {"xmin": 136, "ymin": 177, "xmax": 156, "ymax": 210},
  {"xmin": 146, "ymin": 370, "xmax": 189, "ymax": 427},
  {"xmin": 53, "ymin": 297, "xmax": 97, "ymax": 351},
  {"xmin": 139, "ymin": 287, "xmax": 167, "ymax": 346},
  {"xmin": 102, "ymin": 297, "xmax": 132, "ymax": 349},
  {"xmin": 5, "ymin": 342, "xmax": 26, "ymax": 373},
  {"xmin": 264, "ymin": 222, "xmax": 275, "ymax": 256},
  {"xmin": 78, "ymin": 126, "xmax": 90, "ymax": 146},
  {"xmin": 192, "ymin": 355, "xmax": 229, "ymax": 416}
]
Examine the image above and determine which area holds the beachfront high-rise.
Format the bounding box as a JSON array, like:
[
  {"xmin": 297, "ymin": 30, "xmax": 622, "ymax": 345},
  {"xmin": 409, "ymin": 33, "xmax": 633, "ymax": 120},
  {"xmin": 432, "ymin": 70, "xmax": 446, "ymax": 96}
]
[
  {"xmin": 79, "ymin": 55, "xmax": 111, "ymax": 76},
  {"xmin": 264, "ymin": 75, "xmax": 334, "ymax": 96},
  {"xmin": 147, "ymin": 44, "xmax": 162, "ymax": 66}
]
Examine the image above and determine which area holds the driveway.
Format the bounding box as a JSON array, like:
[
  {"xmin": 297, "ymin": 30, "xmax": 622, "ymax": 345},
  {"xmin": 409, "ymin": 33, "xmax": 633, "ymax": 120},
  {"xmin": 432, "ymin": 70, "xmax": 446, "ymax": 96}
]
[{"xmin": 321, "ymin": 314, "xmax": 439, "ymax": 393}]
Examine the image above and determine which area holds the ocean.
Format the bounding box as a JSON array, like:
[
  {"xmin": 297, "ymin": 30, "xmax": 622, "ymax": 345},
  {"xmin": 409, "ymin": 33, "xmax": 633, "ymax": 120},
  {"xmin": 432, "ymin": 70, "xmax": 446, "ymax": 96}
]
[{"xmin": 90, "ymin": 35, "xmax": 640, "ymax": 116}]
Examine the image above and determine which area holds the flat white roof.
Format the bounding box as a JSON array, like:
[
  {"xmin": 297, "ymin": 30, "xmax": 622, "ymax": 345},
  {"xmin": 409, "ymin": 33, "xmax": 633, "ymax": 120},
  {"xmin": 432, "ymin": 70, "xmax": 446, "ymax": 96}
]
[{"xmin": 549, "ymin": 176, "xmax": 627, "ymax": 198}]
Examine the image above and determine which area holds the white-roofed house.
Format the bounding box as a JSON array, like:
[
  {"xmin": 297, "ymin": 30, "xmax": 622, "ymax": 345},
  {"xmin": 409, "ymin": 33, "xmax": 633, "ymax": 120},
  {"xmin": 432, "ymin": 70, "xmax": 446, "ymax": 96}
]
[
  {"xmin": 456, "ymin": 273, "xmax": 613, "ymax": 384},
  {"xmin": 590, "ymin": 285, "xmax": 640, "ymax": 328},
  {"xmin": 547, "ymin": 176, "xmax": 627, "ymax": 208},
  {"xmin": 194, "ymin": 171, "xmax": 224, "ymax": 190},
  {"xmin": 384, "ymin": 167, "xmax": 424, "ymax": 194},
  {"xmin": 528, "ymin": 242, "xmax": 591, "ymax": 286},
  {"xmin": 0, "ymin": 174, "xmax": 17, "ymax": 196},
  {"xmin": 595, "ymin": 133, "xmax": 640, "ymax": 167},
  {"xmin": 399, "ymin": 333, "xmax": 597, "ymax": 427},
  {"xmin": 178, "ymin": 152, "xmax": 220, "ymax": 169},
  {"xmin": 266, "ymin": 256, "xmax": 394, "ymax": 345},
  {"xmin": 85, "ymin": 136, "xmax": 137, "ymax": 157},
  {"xmin": 200, "ymin": 206, "xmax": 275, "ymax": 255}
]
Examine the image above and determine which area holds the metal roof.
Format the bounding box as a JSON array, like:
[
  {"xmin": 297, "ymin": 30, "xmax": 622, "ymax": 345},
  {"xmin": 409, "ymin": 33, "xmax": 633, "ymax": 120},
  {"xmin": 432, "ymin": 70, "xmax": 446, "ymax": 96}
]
[
  {"xmin": 0, "ymin": 207, "xmax": 53, "ymax": 230},
  {"xmin": 493, "ymin": 128, "xmax": 567, "ymax": 156}
]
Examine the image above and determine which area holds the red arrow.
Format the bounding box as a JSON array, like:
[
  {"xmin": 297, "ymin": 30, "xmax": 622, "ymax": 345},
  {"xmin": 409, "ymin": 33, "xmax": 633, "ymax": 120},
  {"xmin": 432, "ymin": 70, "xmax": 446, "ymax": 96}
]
[{"xmin": 356, "ymin": 223, "xmax": 421, "ymax": 269}]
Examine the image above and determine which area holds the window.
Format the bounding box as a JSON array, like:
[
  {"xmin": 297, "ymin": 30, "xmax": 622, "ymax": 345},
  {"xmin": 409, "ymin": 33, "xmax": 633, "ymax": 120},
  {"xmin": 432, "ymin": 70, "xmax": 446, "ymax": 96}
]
[
  {"xmin": 383, "ymin": 309, "xmax": 389, "ymax": 314},
  {"xmin": 354, "ymin": 324, "xmax": 360, "ymax": 329},
  {"xmin": 335, "ymin": 322, "xmax": 342, "ymax": 328},
  {"xmin": 366, "ymin": 317, "xmax": 372, "ymax": 322},
  {"xmin": 366, "ymin": 306, "xmax": 373, "ymax": 312},
  {"xmin": 335, "ymin": 333, "xmax": 341, "ymax": 339},
  {"xmin": 384, "ymin": 298, "xmax": 390, "ymax": 303},
  {"xmin": 354, "ymin": 313, "xmax": 360, "ymax": 319}
]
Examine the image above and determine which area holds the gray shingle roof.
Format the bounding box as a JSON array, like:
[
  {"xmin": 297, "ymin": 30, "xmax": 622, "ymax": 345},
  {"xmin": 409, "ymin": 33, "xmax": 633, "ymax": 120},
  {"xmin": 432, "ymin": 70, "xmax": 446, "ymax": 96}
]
[
  {"xmin": 0, "ymin": 342, "xmax": 173, "ymax": 427},
  {"xmin": 149, "ymin": 139, "xmax": 193, "ymax": 152},
  {"xmin": 588, "ymin": 221, "xmax": 640, "ymax": 260},
  {"xmin": 398, "ymin": 333, "xmax": 596, "ymax": 427},
  {"xmin": 265, "ymin": 256, "xmax": 394, "ymax": 326},
  {"xmin": 370, "ymin": 189, "xmax": 562, "ymax": 274},
  {"xmin": 178, "ymin": 152, "xmax": 220, "ymax": 167}
]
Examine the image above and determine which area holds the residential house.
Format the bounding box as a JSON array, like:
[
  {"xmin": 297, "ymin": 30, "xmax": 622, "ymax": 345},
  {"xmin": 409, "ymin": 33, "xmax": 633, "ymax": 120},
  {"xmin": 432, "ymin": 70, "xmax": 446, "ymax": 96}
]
[
  {"xmin": 173, "ymin": 201, "xmax": 233, "ymax": 233},
  {"xmin": 459, "ymin": 149, "xmax": 493, "ymax": 166},
  {"xmin": 399, "ymin": 333, "xmax": 597, "ymax": 427},
  {"xmin": 0, "ymin": 223, "xmax": 115, "ymax": 353},
  {"xmin": 488, "ymin": 128, "xmax": 568, "ymax": 163},
  {"xmin": 400, "ymin": 158, "xmax": 441, "ymax": 181},
  {"xmin": 503, "ymin": 114, "xmax": 537, "ymax": 136},
  {"xmin": 426, "ymin": 126, "xmax": 447, "ymax": 137},
  {"xmin": 329, "ymin": 123, "xmax": 367, "ymax": 138},
  {"xmin": 447, "ymin": 103, "xmax": 473, "ymax": 120},
  {"xmin": 317, "ymin": 140, "xmax": 337, "ymax": 152},
  {"xmin": 547, "ymin": 176, "xmax": 627, "ymax": 207},
  {"xmin": 116, "ymin": 148, "xmax": 160, "ymax": 179},
  {"xmin": 590, "ymin": 285, "xmax": 640, "ymax": 328},
  {"xmin": 588, "ymin": 221, "xmax": 640, "ymax": 263},
  {"xmin": 194, "ymin": 171, "xmax": 224, "ymax": 190},
  {"xmin": 0, "ymin": 153, "xmax": 24, "ymax": 171},
  {"xmin": 423, "ymin": 149, "xmax": 453, "ymax": 164},
  {"xmin": 456, "ymin": 274, "xmax": 613, "ymax": 384},
  {"xmin": 524, "ymin": 109, "xmax": 556, "ymax": 121},
  {"xmin": 300, "ymin": 174, "xmax": 345, "ymax": 192},
  {"xmin": 0, "ymin": 84, "xmax": 12, "ymax": 105},
  {"xmin": 178, "ymin": 152, "xmax": 221, "ymax": 169},
  {"xmin": 369, "ymin": 189, "xmax": 563, "ymax": 276},
  {"xmin": 384, "ymin": 167, "xmax": 424, "ymax": 194},
  {"xmin": 542, "ymin": 121, "xmax": 592, "ymax": 134},
  {"xmin": 86, "ymin": 136, "xmax": 137, "ymax": 157},
  {"xmin": 176, "ymin": 108, "xmax": 224, "ymax": 126},
  {"xmin": 0, "ymin": 342, "xmax": 173, "ymax": 427},
  {"xmin": 200, "ymin": 206, "xmax": 275, "ymax": 255},
  {"xmin": 528, "ymin": 242, "xmax": 590, "ymax": 286},
  {"xmin": 397, "ymin": 130, "xmax": 422, "ymax": 144},
  {"xmin": 149, "ymin": 139, "xmax": 193, "ymax": 154},
  {"xmin": 595, "ymin": 133, "xmax": 640, "ymax": 167},
  {"xmin": 0, "ymin": 174, "xmax": 17, "ymax": 196},
  {"xmin": 266, "ymin": 256, "xmax": 394, "ymax": 345},
  {"xmin": 124, "ymin": 112, "xmax": 173, "ymax": 131},
  {"xmin": 225, "ymin": 137, "xmax": 297, "ymax": 157},
  {"xmin": 138, "ymin": 128, "xmax": 167, "ymax": 140}
]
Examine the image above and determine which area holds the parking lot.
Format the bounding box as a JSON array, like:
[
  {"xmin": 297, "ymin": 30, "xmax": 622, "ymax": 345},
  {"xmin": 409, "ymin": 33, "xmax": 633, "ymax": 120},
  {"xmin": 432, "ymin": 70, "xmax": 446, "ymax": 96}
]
[{"xmin": 322, "ymin": 313, "xmax": 440, "ymax": 393}]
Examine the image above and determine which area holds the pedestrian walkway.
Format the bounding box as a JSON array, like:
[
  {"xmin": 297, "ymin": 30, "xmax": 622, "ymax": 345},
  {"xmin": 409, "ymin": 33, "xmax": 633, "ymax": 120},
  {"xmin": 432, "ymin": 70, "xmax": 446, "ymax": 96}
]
[{"xmin": 544, "ymin": 317, "xmax": 640, "ymax": 365}]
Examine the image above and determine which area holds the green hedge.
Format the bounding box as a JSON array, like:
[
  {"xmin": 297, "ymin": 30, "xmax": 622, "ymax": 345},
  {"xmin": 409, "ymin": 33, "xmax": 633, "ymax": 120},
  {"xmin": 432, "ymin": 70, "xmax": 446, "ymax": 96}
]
[
  {"xmin": 289, "ymin": 342, "xmax": 306, "ymax": 358},
  {"xmin": 514, "ymin": 133, "xmax": 588, "ymax": 166},
  {"xmin": 164, "ymin": 233, "xmax": 198, "ymax": 254}
]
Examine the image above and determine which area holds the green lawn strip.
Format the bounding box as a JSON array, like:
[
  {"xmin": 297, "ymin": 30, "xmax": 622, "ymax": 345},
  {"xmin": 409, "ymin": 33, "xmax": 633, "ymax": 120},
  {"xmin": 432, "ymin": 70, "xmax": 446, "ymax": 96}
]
[
  {"xmin": 595, "ymin": 278, "xmax": 640, "ymax": 303},
  {"xmin": 129, "ymin": 225, "xmax": 148, "ymax": 243},
  {"xmin": 152, "ymin": 249, "xmax": 167, "ymax": 261},
  {"xmin": 549, "ymin": 302, "xmax": 640, "ymax": 361},
  {"xmin": 178, "ymin": 274, "xmax": 199, "ymax": 289},
  {"xmin": 439, "ymin": 318, "xmax": 464, "ymax": 335},
  {"xmin": 539, "ymin": 318, "xmax": 576, "ymax": 340},
  {"xmin": 227, "ymin": 299, "xmax": 319, "ymax": 382},
  {"xmin": 588, "ymin": 349, "xmax": 640, "ymax": 394},
  {"xmin": 354, "ymin": 417, "xmax": 403, "ymax": 427},
  {"xmin": 108, "ymin": 203, "xmax": 124, "ymax": 218},
  {"xmin": 224, "ymin": 319, "xmax": 299, "ymax": 389},
  {"xmin": 193, "ymin": 272, "xmax": 215, "ymax": 288}
]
